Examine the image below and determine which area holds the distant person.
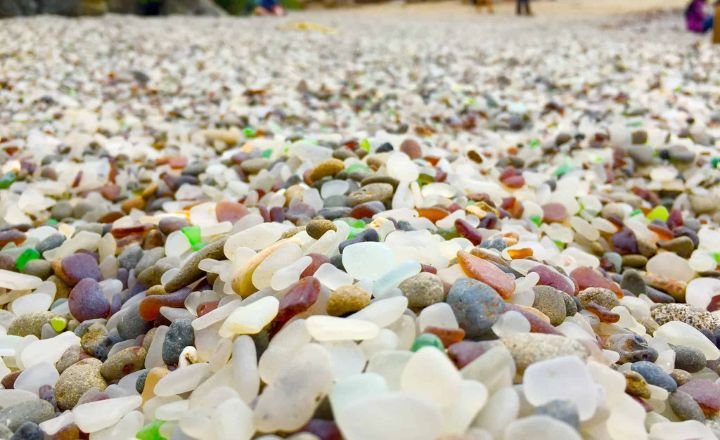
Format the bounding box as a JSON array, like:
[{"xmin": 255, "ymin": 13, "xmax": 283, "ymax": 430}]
[
  {"xmin": 475, "ymin": 0, "xmax": 494, "ymax": 14},
  {"xmin": 517, "ymin": 0, "xmax": 531, "ymax": 16},
  {"xmin": 685, "ymin": 0, "xmax": 713, "ymax": 33},
  {"xmin": 255, "ymin": 0, "xmax": 285, "ymax": 16}
]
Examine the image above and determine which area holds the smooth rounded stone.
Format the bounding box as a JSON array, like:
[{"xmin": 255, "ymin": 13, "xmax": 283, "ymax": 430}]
[
  {"xmin": 100, "ymin": 346, "xmax": 146, "ymax": 382},
  {"xmin": 55, "ymin": 358, "xmax": 107, "ymax": 410},
  {"xmin": 306, "ymin": 219, "xmax": 337, "ymax": 240},
  {"xmin": 36, "ymin": 234, "xmax": 65, "ymax": 255},
  {"xmin": 69, "ymin": 278, "xmax": 111, "ymax": 322},
  {"xmin": 628, "ymin": 145, "xmax": 656, "ymax": 166},
  {"xmin": 50, "ymin": 202, "xmax": 73, "ymax": 220},
  {"xmin": 117, "ymin": 305, "xmax": 152, "ymax": 340},
  {"xmin": 672, "ymin": 345, "xmax": 706, "ymax": 373},
  {"xmin": 215, "ymin": 200, "xmax": 249, "ymax": 223},
  {"xmin": 646, "ymin": 252, "xmax": 695, "ymax": 283},
  {"xmin": 658, "ymin": 236, "xmax": 695, "ymax": 259},
  {"xmin": 446, "ymin": 278, "xmax": 506, "ymax": 340},
  {"xmin": 318, "ymin": 207, "xmax": 352, "ymax": 219},
  {"xmin": 240, "ymin": 158, "xmax": 271, "ymax": 174},
  {"xmin": 524, "ymin": 356, "xmax": 596, "ymax": 421},
  {"xmin": 535, "ymin": 399, "xmax": 580, "ymax": 430},
  {"xmin": 341, "ymin": 242, "xmax": 395, "ymax": 281},
  {"xmin": 0, "ymin": 400, "xmax": 54, "ymax": 431},
  {"xmin": 531, "ymin": 286, "xmax": 567, "ymax": 326},
  {"xmin": 58, "ymin": 253, "xmax": 101, "ymax": 285},
  {"xmin": 335, "ymin": 392, "xmax": 443, "ymax": 440},
  {"xmin": 346, "ymin": 183, "xmax": 394, "ymax": 207},
  {"xmin": 654, "ymin": 320, "xmax": 720, "ymax": 360},
  {"xmin": 398, "ymin": 272, "xmax": 445, "ymax": 309},
  {"xmin": 158, "ymin": 217, "xmax": 190, "ymax": 235},
  {"xmin": 576, "ymin": 287, "xmax": 619, "ymax": 309},
  {"xmin": 651, "ymin": 304, "xmax": 720, "ymax": 333},
  {"xmin": 503, "ymin": 415, "xmax": 581, "ymax": 440},
  {"xmin": 72, "ymin": 395, "xmax": 142, "ymax": 433},
  {"xmin": 457, "ymin": 252, "xmax": 514, "ymax": 299},
  {"xmin": 162, "ymin": 320, "xmax": 195, "ymax": 366},
  {"xmin": 569, "ymin": 267, "xmax": 622, "ymax": 297},
  {"xmin": 117, "ymin": 245, "xmax": 143, "ymax": 271},
  {"xmin": 254, "ymin": 343, "xmax": 333, "ymax": 433},
  {"xmin": 501, "ymin": 333, "xmax": 589, "ymax": 372},
  {"xmin": 10, "ymin": 421, "xmax": 42, "ymax": 440},
  {"xmin": 630, "ymin": 361, "xmax": 677, "ymax": 392},
  {"xmin": 8, "ymin": 312, "xmax": 55, "ymax": 337},
  {"xmin": 309, "ymin": 158, "xmax": 345, "ymax": 183},
  {"xmin": 399, "ymin": 138, "xmax": 422, "ymax": 159},
  {"xmin": 401, "ymin": 346, "xmax": 462, "ymax": 407},
  {"xmin": 327, "ymin": 285, "xmax": 371, "ymax": 316},
  {"xmin": 621, "ymin": 269, "xmax": 647, "ymax": 295},
  {"xmin": 621, "ymin": 254, "xmax": 647, "ymax": 268},
  {"xmin": 669, "ymin": 390, "xmax": 706, "ymax": 422},
  {"xmin": 623, "ymin": 370, "xmax": 650, "ymax": 398},
  {"xmin": 219, "ymin": 296, "xmax": 279, "ymax": 338},
  {"xmin": 21, "ymin": 260, "xmax": 52, "ymax": 280},
  {"xmin": 306, "ymin": 316, "xmax": 379, "ymax": 341},
  {"xmin": 80, "ymin": 323, "xmax": 114, "ymax": 360},
  {"xmin": 55, "ymin": 345, "xmax": 85, "ymax": 374},
  {"xmin": 604, "ymin": 333, "xmax": 658, "ymax": 363},
  {"xmin": 678, "ymin": 379, "xmax": 720, "ymax": 416},
  {"xmin": 561, "ymin": 293, "xmax": 577, "ymax": 317},
  {"xmin": 163, "ymin": 238, "xmax": 226, "ymax": 293}
]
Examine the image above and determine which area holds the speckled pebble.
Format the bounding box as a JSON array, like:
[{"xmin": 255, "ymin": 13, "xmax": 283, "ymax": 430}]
[
  {"xmin": 651, "ymin": 304, "xmax": 720, "ymax": 333},
  {"xmin": 7, "ymin": 312, "xmax": 55, "ymax": 338},
  {"xmin": 162, "ymin": 320, "xmax": 194, "ymax": 366},
  {"xmin": 531, "ymin": 286, "xmax": 567, "ymax": 326},
  {"xmin": 326, "ymin": 285, "xmax": 371, "ymax": 316},
  {"xmin": 55, "ymin": 358, "xmax": 107, "ymax": 410},
  {"xmin": 669, "ymin": 390, "xmax": 706, "ymax": 422},
  {"xmin": 305, "ymin": 219, "xmax": 337, "ymax": 240},
  {"xmin": 0, "ymin": 400, "xmax": 54, "ymax": 431},
  {"xmin": 447, "ymin": 278, "xmax": 506, "ymax": 340},
  {"xmin": 100, "ymin": 346, "xmax": 147, "ymax": 382},
  {"xmin": 502, "ymin": 333, "xmax": 589, "ymax": 372},
  {"xmin": 577, "ymin": 287, "xmax": 619, "ymax": 310},
  {"xmin": 399, "ymin": 272, "xmax": 445, "ymax": 310}
]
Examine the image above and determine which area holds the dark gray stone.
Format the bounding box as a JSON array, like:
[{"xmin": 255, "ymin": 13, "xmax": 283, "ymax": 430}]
[
  {"xmin": 446, "ymin": 278, "xmax": 505, "ymax": 340},
  {"xmin": 631, "ymin": 361, "xmax": 677, "ymax": 392},
  {"xmin": 0, "ymin": 400, "xmax": 54, "ymax": 431},
  {"xmin": 162, "ymin": 320, "xmax": 194, "ymax": 366},
  {"xmin": 535, "ymin": 399, "xmax": 580, "ymax": 430}
]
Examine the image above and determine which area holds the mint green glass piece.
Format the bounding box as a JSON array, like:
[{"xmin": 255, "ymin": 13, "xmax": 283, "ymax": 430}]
[
  {"xmin": 191, "ymin": 241, "xmax": 206, "ymax": 251},
  {"xmin": 0, "ymin": 172, "xmax": 16, "ymax": 189},
  {"xmin": 181, "ymin": 226, "xmax": 202, "ymax": 248},
  {"xmin": 243, "ymin": 126, "xmax": 256, "ymax": 138},
  {"xmin": 553, "ymin": 164, "xmax": 571, "ymax": 178},
  {"xmin": 16, "ymin": 248, "xmax": 40, "ymax": 271},
  {"xmin": 712, "ymin": 157, "xmax": 720, "ymax": 169},
  {"xmin": 528, "ymin": 139, "xmax": 540, "ymax": 149},
  {"xmin": 261, "ymin": 148, "xmax": 272, "ymax": 158},
  {"xmin": 136, "ymin": 420, "xmax": 166, "ymax": 440},
  {"xmin": 629, "ymin": 208, "xmax": 643, "ymax": 218},
  {"xmin": 411, "ymin": 333, "xmax": 444, "ymax": 352},
  {"xmin": 46, "ymin": 219, "xmax": 58, "ymax": 225},
  {"xmin": 345, "ymin": 163, "xmax": 368, "ymax": 175},
  {"xmin": 647, "ymin": 206, "xmax": 669, "ymax": 223},
  {"xmin": 530, "ymin": 215, "xmax": 542, "ymax": 227}
]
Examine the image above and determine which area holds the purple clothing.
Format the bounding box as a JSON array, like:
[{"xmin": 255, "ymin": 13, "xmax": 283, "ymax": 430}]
[{"xmin": 687, "ymin": 0, "xmax": 709, "ymax": 32}]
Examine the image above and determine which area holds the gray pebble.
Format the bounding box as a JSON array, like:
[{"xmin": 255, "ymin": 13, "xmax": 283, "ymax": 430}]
[
  {"xmin": 631, "ymin": 361, "xmax": 677, "ymax": 392},
  {"xmin": 0, "ymin": 400, "xmax": 55, "ymax": 431},
  {"xmin": 9, "ymin": 422, "xmax": 42, "ymax": 440},
  {"xmin": 118, "ymin": 245, "xmax": 144, "ymax": 271},
  {"xmin": 162, "ymin": 320, "xmax": 194, "ymax": 366},
  {"xmin": 135, "ymin": 247, "xmax": 165, "ymax": 274},
  {"xmin": 447, "ymin": 278, "xmax": 505, "ymax": 340},
  {"xmin": 35, "ymin": 234, "xmax": 65, "ymax": 254},
  {"xmin": 534, "ymin": 399, "xmax": 580, "ymax": 430},
  {"xmin": 50, "ymin": 201, "xmax": 73, "ymax": 220},
  {"xmin": 20, "ymin": 260, "xmax": 52, "ymax": 280},
  {"xmin": 671, "ymin": 345, "xmax": 706, "ymax": 373},
  {"xmin": 669, "ymin": 390, "xmax": 705, "ymax": 422},
  {"xmin": 117, "ymin": 305, "xmax": 152, "ymax": 340},
  {"xmin": 620, "ymin": 269, "xmax": 646, "ymax": 295},
  {"xmin": 163, "ymin": 238, "xmax": 226, "ymax": 292}
]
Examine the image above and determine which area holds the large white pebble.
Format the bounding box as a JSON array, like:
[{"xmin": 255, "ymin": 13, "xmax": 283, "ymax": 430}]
[
  {"xmin": 253, "ymin": 343, "xmax": 333, "ymax": 432},
  {"xmin": 461, "ymin": 345, "xmax": 515, "ymax": 395},
  {"xmin": 366, "ymin": 350, "xmax": 412, "ymax": 390},
  {"xmin": 232, "ymin": 336, "xmax": 260, "ymax": 403},
  {"xmin": 349, "ymin": 296, "xmax": 408, "ymax": 328},
  {"xmin": 503, "ymin": 416, "xmax": 582, "ymax": 440},
  {"xmin": 685, "ymin": 277, "xmax": 720, "ymax": 311},
  {"xmin": 212, "ymin": 397, "xmax": 254, "ymax": 440},
  {"xmin": 342, "ymin": 242, "xmax": 395, "ymax": 281},
  {"xmin": 607, "ymin": 394, "xmax": 649, "ymax": 440},
  {"xmin": 336, "ymin": 392, "xmax": 443, "ymax": 440},
  {"xmin": 649, "ymin": 420, "xmax": 715, "ymax": 440},
  {"xmin": 654, "ymin": 320, "xmax": 720, "ymax": 360},
  {"xmin": 418, "ymin": 303, "xmax": 459, "ymax": 330},
  {"xmin": 154, "ymin": 363, "xmax": 211, "ymax": 396},
  {"xmin": 330, "ymin": 373, "xmax": 388, "ymax": 414},
  {"xmin": 258, "ymin": 319, "xmax": 311, "ymax": 384},
  {"xmin": 472, "ymin": 387, "xmax": 519, "ymax": 437},
  {"xmin": 523, "ymin": 356, "xmax": 597, "ymax": 421},
  {"xmin": 443, "ymin": 380, "xmax": 488, "ymax": 435},
  {"xmin": 646, "ymin": 252, "xmax": 695, "ymax": 283},
  {"xmin": 0, "ymin": 270, "xmax": 43, "ymax": 291},
  {"xmin": 20, "ymin": 332, "xmax": 79, "ymax": 368},
  {"xmin": 306, "ymin": 316, "xmax": 379, "ymax": 341},
  {"xmin": 401, "ymin": 347, "xmax": 461, "ymax": 407},
  {"xmin": 14, "ymin": 362, "xmax": 58, "ymax": 395},
  {"xmin": 321, "ymin": 341, "xmax": 367, "ymax": 380},
  {"xmin": 219, "ymin": 296, "xmax": 279, "ymax": 338},
  {"xmin": 72, "ymin": 396, "xmax": 142, "ymax": 433}
]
